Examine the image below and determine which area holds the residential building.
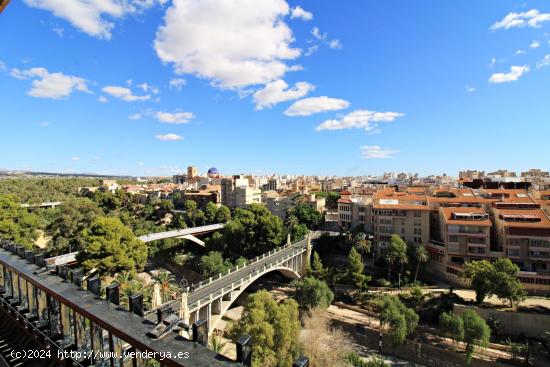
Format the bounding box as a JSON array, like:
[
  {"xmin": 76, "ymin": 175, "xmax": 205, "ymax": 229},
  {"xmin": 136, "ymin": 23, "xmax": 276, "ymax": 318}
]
[
  {"xmin": 372, "ymin": 187, "xmax": 431, "ymax": 252},
  {"xmin": 337, "ymin": 190, "xmax": 373, "ymax": 233},
  {"xmin": 235, "ymin": 186, "xmax": 262, "ymax": 208}
]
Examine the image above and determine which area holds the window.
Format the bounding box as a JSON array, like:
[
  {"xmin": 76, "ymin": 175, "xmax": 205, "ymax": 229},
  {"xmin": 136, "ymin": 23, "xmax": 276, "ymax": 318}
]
[
  {"xmin": 448, "ymin": 235, "xmax": 459, "ymax": 243},
  {"xmin": 507, "ymin": 249, "xmax": 520, "ymax": 257},
  {"xmin": 414, "ymin": 228, "xmax": 422, "ymax": 235},
  {"xmin": 448, "ymin": 243, "xmax": 460, "ymax": 253},
  {"xmin": 414, "ymin": 211, "xmax": 421, "ymax": 217},
  {"xmin": 468, "ymin": 247, "xmax": 485, "ymax": 254}
]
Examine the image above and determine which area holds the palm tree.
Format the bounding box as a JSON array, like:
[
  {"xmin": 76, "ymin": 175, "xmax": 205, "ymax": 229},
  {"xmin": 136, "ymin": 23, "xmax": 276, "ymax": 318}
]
[
  {"xmin": 354, "ymin": 233, "xmax": 371, "ymax": 263},
  {"xmin": 398, "ymin": 251, "xmax": 408, "ymax": 288},
  {"xmin": 153, "ymin": 271, "xmax": 178, "ymax": 303},
  {"xmin": 414, "ymin": 245, "xmax": 428, "ymax": 283}
]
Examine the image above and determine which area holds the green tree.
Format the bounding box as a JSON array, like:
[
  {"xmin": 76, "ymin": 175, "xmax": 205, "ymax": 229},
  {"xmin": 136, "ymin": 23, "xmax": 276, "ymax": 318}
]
[
  {"xmin": 377, "ymin": 295, "xmax": 419, "ymax": 345},
  {"xmin": 492, "ymin": 258, "xmax": 526, "ymax": 308},
  {"xmin": 439, "ymin": 312, "xmax": 464, "ymax": 344},
  {"xmin": 205, "ymin": 202, "xmax": 218, "ymax": 224},
  {"xmin": 229, "ymin": 290, "xmax": 300, "ymax": 367},
  {"xmin": 386, "ymin": 234, "xmax": 407, "ymax": 280},
  {"xmin": 199, "ymin": 251, "xmax": 231, "ymax": 277},
  {"xmin": 78, "ymin": 216, "xmax": 147, "ymax": 276},
  {"xmin": 0, "ymin": 194, "xmax": 40, "ymax": 248},
  {"xmin": 46, "ymin": 197, "xmax": 102, "ymax": 255},
  {"xmin": 353, "ymin": 232, "xmax": 371, "ymax": 263},
  {"xmin": 347, "ymin": 247, "xmax": 368, "ymax": 289},
  {"xmin": 461, "ymin": 260, "xmax": 495, "ymax": 304},
  {"xmin": 290, "ymin": 204, "xmax": 322, "ymax": 229},
  {"xmin": 462, "ymin": 310, "xmax": 491, "ymax": 363},
  {"xmin": 413, "ymin": 245, "xmax": 428, "ymax": 283},
  {"xmin": 152, "ymin": 270, "xmax": 179, "ymax": 303},
  {"xmin": 291, "ymin": 277, "xmax": 334, "ymax": 310},
  {"xmin": 288, "ymin": 223, "xmax": 308, "ymax": 242},
  {"xmin": 215, "ymin": 205, "xmax": 231, "ymax": 223},
  {"xmin": 311, "ymin": 251, "xmax": 327, "ymax": 280}
]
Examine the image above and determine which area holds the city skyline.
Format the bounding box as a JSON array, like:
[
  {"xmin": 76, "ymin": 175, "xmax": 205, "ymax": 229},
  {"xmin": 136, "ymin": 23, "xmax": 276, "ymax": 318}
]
[{"xmin": 1, "ymin": 1, "xmax": 550, "ymax": 176}]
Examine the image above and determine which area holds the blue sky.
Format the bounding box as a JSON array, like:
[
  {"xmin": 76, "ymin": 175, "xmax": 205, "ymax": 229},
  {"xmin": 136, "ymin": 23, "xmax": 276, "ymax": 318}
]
[{"xmin": 1, "ymin": 0, "xmax": 549, "ymax": 177}]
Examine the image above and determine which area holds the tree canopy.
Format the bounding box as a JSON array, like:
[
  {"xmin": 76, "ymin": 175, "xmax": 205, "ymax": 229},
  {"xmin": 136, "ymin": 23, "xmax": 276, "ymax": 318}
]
[
  {"xmin": 440, "ymin": 310, "xmax": 490, "ymax": 364},
  {"xmin": 78, "ymin": 216, "xmax": 147, "ymax": 276},
  {"xmin": 0, "ymin": 194, "xmax": 40, "ymax": 248},
  {"xmin": 229, "ymin": 290, "xmax": 301, "ymax": 367},
  {"xmin": 462, "ymin": 259, "xmax": 526, "ymax": 307},
  {"xmin": 291, "ymin": 277, "xmax": 334, "ymax": 310},
  {"xmin": 377, "ymin": 295, "xmax": 419, "ymax": 345}
]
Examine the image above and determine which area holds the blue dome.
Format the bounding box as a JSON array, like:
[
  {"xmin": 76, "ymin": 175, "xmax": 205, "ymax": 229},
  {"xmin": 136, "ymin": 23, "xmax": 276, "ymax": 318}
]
[{"xmin": 208, "ymin": 167, "xmax": 219, "ymax": 175}]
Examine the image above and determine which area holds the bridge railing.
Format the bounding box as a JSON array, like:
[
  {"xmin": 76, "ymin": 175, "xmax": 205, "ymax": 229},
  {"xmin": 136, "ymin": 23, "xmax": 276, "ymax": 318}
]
[
  {"xmin": 187, "ymin": 246, "xmax": 307, "ymax": 311},
  {"xmin": 188, "ymin": 236, "xmax": 309, "ymax": 293}
]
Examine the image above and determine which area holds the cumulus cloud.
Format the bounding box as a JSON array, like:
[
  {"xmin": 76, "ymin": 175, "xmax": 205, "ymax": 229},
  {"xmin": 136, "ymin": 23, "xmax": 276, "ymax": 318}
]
[
  {"xmin": 10, "ymin": 67, "xmax": 90, "ymax": 99},
  {"xmin": 98, "ymin": 96, "xmax": 108, "ymax": 103},
  {"xmin": 491, "ymin": 9, "xmax": 550, "ymax": 30},
  {"xmin": 515, "ymin": 49, "xmax": 526, "ymax": 55},
  {"xmin": 489, "ymin": 65, "xmax": 529, "ymax": 84},
  {"xmin": 154, "ymin": 0, "xmax": 301, "ymax": 89},
  {"xmin": 466, "ymin": 86, "xmax": 477, "ymax": 92},
  {"xmin": 285, "ymin": 96, "xmax": 350, "ymax": 116},
  {"xmin": 290, "ymin": 6, "xmax": 312, "ymax": 21},
  {"xmin": 128, "ymin": 112, "xmax": 142, "ymax": 120},
  {"xmin": 154, "ymin": 111, "xmax": 194, "ymax": 124},
  {"xmin": 536, "ymin": 55, "xmax": 550, "ymax": 69},
  {"xmin": 305, "ymin": 45, "xmax": 318, "ymax": 56},
  {"xmin": 530, "ymin": 40, "xmax": 540, "ymax": 49},
  {"xmin": 329, "ymin": 39, "xmax": 343, "ymax": 49},
  {"xmin": 253, "ymin": 79, "xmax": 314, "ymax": 109},
  {"xmin": 102, "ymin": 85, "xmax": 150, "ymax": 101},
  {"xmin": 23, "ymin": 0, "xmax": 166, "ymax": 40},
  {"xmin": 316, "ymin": 109, "xmax": 405, "ymax": 132},
  {"xmin": 155, "ymin": 133, "xmax": 183, "ymax": 141},
  {"xmin": 360, "ymin": 145, "xmax": 399, "ymax": 159},
  {"xmin": 169, "ymin": 78, "xmax": 186, "ymax": 90}
]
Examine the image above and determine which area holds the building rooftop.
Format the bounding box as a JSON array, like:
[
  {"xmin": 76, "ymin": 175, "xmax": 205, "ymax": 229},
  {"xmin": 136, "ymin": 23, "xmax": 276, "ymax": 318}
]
[
  {"xmin": 494, "ymin": 208, "xmax": 550, "ymax": 228},
  {"xmin": 440, "ymin": 207, "xmax": 491, "ymax": 227}
]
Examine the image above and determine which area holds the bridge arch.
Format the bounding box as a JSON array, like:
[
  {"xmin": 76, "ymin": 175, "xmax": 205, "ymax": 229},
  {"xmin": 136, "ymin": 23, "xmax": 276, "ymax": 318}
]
[{"xmin": 204, "ymin": 265, "xmax": 301, "ymax": 333}]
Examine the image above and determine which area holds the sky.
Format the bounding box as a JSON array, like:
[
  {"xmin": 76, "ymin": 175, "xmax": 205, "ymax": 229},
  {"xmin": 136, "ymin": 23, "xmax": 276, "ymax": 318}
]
[{"xmin": 1, "ymin": 0, "xmax": 549, "ymax": 177}]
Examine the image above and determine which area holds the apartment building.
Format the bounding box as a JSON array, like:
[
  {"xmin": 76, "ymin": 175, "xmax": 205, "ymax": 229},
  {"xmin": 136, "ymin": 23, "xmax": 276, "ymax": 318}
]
[
  {"xmin": 235, "ymin": 186, "xmax": 262, "ymax": 209},
  {"xmin": 371, "ymin": 188, "xmax": 431, "ymax": 249},
  {"xmin": 426, "ymin": 207, "xmax": 492, "ymax": 278},
  {"xmin": 337, "ymin": 191, "xmax": 373, "ymax": 232}
]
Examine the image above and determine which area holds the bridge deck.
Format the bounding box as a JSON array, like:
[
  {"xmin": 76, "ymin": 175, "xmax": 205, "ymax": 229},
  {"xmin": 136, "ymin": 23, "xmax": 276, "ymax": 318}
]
[{"xmin": 138, "ymin": 224, "xmax": 225, "ymax": 243}]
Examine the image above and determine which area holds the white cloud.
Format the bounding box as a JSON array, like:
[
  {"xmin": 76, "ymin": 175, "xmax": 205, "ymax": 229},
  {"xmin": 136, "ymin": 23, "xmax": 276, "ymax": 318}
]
[
  {"xmin": 138, "ymin": 82, "xmax": 149, "ymax": 91},
  {"xmin": 536, "ymin": 55, "xmax": 550, "ymax": 69},
  {"xmin": 154, "ymin": 0, "xmax": 301, "ymax": 89},
  {"xmin": 530, "ymin": 40, "xmax": 540, "ymax": 49},
  {"xmin": 10, "ymin": 67, "xmax": 90, "ymax": 99},
  {"xmin": 138, "ymin": 161, "xmax": 144, "ymax": 166},
  {"xmin": 253, "ymin": 79, "xmax": 314, "ymax": 109},
  {"xmin": 102, "ymin": 85, "xmax": 150, "ymax": 101},
  {"xmin": 71, "ymin": 156, "xmax": 81, "ymax": 161},
  {"xmin": 491, "ymin": 9, "xmax": 550, "ymax": 30},
  {"xmin": 515, "ymin": 49, "xmax": 526, "ymax": 55},
  {"xmin": 489, "ymin": 65, "xmax": 529, "ymax": 84},
  {"xmin": 98, "ymin": 96, "xmax": 108, "ymax": 103},
  {"xmin": 316, "ymin": 109, "xmax": 405, "ymax": 132},
  {"xmin": 128, "ymin": 112, "xmax": 142, "ymax": 120},
  {"xmin": 285, "ymin": 96, "xmax": 350, "ymax": 116},
  {"xmin": 23, "ymin": 0, "xmax": 166, "ymax": 40},
  {"xmin": 169, "ymin": 78, "xmax": 186, "ymax": 90},
  {"xmin": 52, "ymin": 26, "xmax": 64, "ymax": 37},
  {"xmin": 305, "ymin": 45, "xmax": 318, "ymax": 56},
  {"xmin": 466, "ymin": 86, "xmax": 477, "ymax": 92},
  {"xmin": 0, "ymin": 61, "xmax": 6, "ymax": 71},
  {"xmin": 311, "ymin": 27, "xmax": 326, "ymax": 40},
  {"xmin": 329, "ymin": 39, "xmax": 342, "ymax": 49},
  {"xmin": 360, "ymin": 145, "xmax": 399, "ymax": 159},
  {"xmin": 290, "ymin": 6, "xmax": 312, "ymax": 21},
  {"xmin": 155, "ymin": 133, "xmax": 183, "ymax": 141},
  {"xmin": 154, "ymin": 111, "xmax": 194, "ymax": 124},
  {"xmin": 39, "ymin": 121, "xmax": 50, "ymax": 127}
]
